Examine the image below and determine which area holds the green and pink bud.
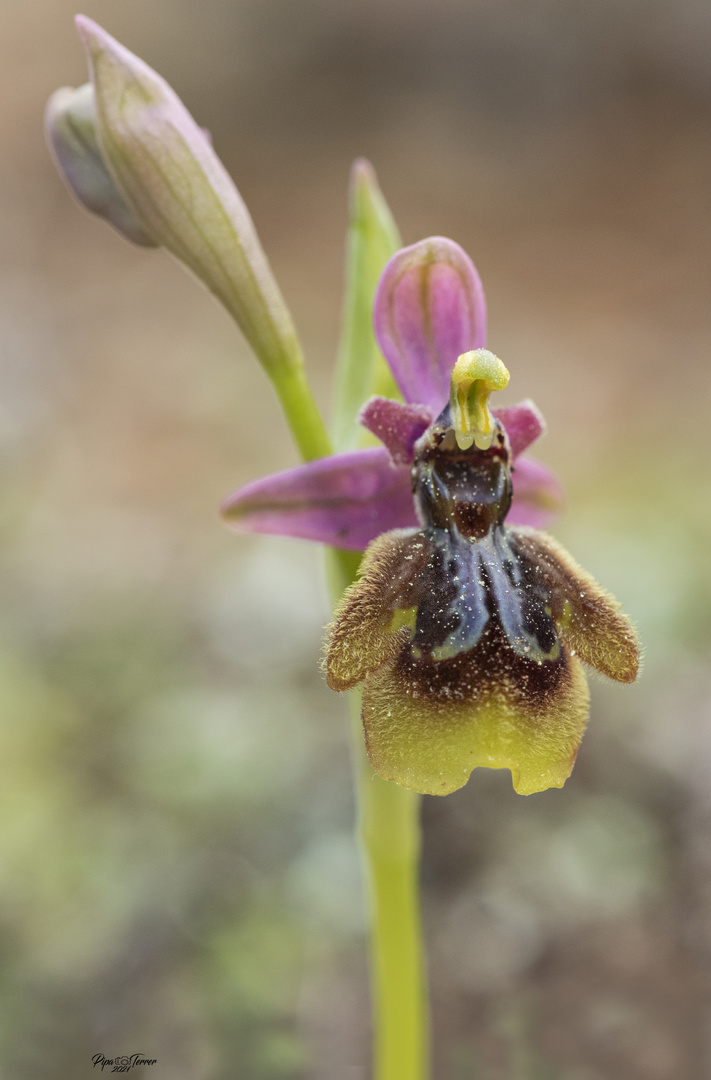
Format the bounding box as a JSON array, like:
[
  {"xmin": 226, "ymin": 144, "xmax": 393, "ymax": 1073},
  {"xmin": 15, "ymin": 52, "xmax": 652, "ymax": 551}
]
[{"xmin": 46, "ymin": 16, "xmax": 305, "ymax": 383}]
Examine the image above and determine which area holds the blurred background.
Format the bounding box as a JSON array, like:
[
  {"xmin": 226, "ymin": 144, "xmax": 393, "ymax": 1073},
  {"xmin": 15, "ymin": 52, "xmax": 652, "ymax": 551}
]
[{"xmin": 3, "ymin": 0, "xmax": 711, "ymax": 1076}]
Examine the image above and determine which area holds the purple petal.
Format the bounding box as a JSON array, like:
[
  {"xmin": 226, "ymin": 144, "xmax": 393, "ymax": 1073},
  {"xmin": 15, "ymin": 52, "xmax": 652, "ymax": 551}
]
[
  {"xmin": 359, "ymin": 397, "xmax": 434, "ymax": 465},
  {"xmin": 373, "ymin": 237, "xmax": 487, "ymax": 411},
  {"xmin": 509, "ymin": 457, "xmax": 565, "ymax": 529},
  {"xmin": 494, "ymin": 399, "xmax": 545, "ymax": 459},
  {"xmin": 221, "ymin": 447, "xmax": 417, "ymax": 551}
]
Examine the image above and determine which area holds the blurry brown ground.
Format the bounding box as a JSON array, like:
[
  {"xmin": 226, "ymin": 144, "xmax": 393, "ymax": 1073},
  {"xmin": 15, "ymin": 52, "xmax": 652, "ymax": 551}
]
[{"xmin": 2, "ymin": 1, "xmax": 711, "ymax": 1077}]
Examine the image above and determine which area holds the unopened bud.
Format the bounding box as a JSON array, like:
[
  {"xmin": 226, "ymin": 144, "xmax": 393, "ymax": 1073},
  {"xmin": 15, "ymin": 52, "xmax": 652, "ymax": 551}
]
[
  {"xmin": 68, "ymin": 16, "xmax": 303, "ymax": 379},
  {"xmin": 45, "ymin": 83, "xmax": 155, "ymax": 246}
]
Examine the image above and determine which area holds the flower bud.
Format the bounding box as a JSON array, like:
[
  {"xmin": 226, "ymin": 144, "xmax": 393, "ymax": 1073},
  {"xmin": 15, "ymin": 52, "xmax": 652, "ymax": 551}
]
[
  {"xmin": 45, "ymin": 83, "xmax": 156, "ymax": 246},
  {"xmin": 71, "ymin": 16, "xmax": 304, "ymax": 378}
]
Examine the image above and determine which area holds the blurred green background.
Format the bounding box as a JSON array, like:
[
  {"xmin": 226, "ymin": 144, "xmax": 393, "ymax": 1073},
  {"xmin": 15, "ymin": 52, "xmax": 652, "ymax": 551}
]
[{"xmin": 3, "ymin": 1, "xmax": 711, "ymax": 1077}]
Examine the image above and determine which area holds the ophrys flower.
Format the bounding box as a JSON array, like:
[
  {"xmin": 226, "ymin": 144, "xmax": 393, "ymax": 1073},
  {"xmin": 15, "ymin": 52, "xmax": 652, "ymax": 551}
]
[{"xmin": 223, "ymin": 238, "xmax": 640, "ymax": 795}]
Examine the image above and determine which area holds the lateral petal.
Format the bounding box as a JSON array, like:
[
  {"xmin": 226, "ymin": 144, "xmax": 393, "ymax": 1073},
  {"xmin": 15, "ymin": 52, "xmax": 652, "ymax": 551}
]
[
  {"xmin": 221, "ymin": 448, "xmax": 417, "ymax": 551},
  {"xmin": 493, "ymin": 399, "xmax": 545, "ymax": 458},
  {"xmin": 359, "ymin": 396, "xmax": 434, "ymax": 465}
]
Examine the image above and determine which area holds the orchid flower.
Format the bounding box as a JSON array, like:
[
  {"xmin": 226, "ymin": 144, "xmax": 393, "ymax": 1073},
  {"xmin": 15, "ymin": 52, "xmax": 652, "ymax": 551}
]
[{"xmin": 223, "ymin": 238, "xmax": 639, "ymax": 796}]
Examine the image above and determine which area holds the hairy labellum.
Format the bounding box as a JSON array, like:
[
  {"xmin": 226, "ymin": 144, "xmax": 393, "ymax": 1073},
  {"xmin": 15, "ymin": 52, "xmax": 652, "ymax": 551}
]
[{"xmin": 326, "ymin": 410, "xmax": 639, "ymax": 796}]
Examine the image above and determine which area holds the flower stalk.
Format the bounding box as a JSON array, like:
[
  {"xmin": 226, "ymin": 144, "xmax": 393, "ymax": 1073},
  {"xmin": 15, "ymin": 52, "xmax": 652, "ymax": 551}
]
[
  {"xmin": 328, "ymin": 543, "xmax": 429, "ymax": 1080},
  {"xmin": 356, "ymin": 723, "xmax": 428, "ymax": 1080}
]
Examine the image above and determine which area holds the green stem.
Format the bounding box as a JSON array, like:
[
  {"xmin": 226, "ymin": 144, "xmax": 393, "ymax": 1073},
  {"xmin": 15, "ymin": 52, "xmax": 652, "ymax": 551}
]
[
  {"xmin": 272, "ymin": 364, "xmax": 333, "ymax": 462},
  {"xmin": 352, "ymin": 713, "xmax": 428, "ymax": 1080},
  {"xmin": 328, "ymin": 550, "xmax": 430, "ymax": 1080}
]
